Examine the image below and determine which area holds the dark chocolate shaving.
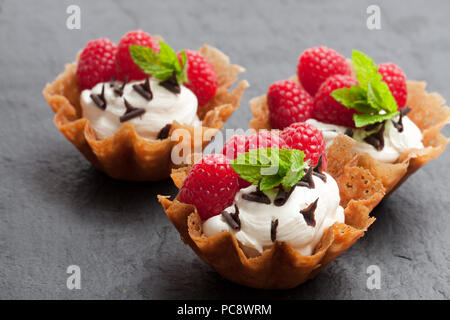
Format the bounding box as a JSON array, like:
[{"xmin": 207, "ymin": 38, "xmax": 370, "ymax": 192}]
[
  {"xmin": 300, "ymin": 198, "xmax": 318, "ymax": 227},
  {"xmin": 274, "ymin": 186, "xmax": 296, "ymax": 207},
  {"xmin": 157, "ymin": 124, "xmax": 172, "ymax": 140},
  {"xmin": 400, "ymin": 106, "xmax": 411, "ymax": 116},
  {"xmin": 159, "ymin": 72, "xmax": 180, "ymax": 94},
  {"xmin": 297, "ymin": 166, "xmax": 315, "ymax": 189},
  {"xmin": 271, "ymin": 219, "xmax": 279, "ymax": 242},
  {"xmin": 242, "ymin": 190, "xmax": 271, "ymax": 204},
  {"xmin": 109, "ymin": 76, "xmax": 116, "ymax": 87},
  {"xmin": 364, "ymin": 123, "xmax": 379, "ymax": 132},
  {"xmin": 314, "ymin": 155, "xmax": 324, "ymax": 174},
  {"xmin": 221, "ymin": 204, "xmax": 241, "ymax": 230},
  {"xmin": 132, "ymin": 75, "xmax": 153, "ymax": 101},
  {"xmin": 392, "ymin": 106, "xmax": 411, "ymax": 133},
  {"xmin": 90, "ymin": 84, "xmax": 107, "ymax": 110},
  {"xmin": 344, "ymin": 128, "xmax": 353, "ymax": 137},
  {"xmin": 119, "ymin": 98, "xmax": 146, "ymax": 123},
  {"xmin": 113, "ymin": 77, "xmax": 127, "ymax": 97},
  {"xmin": 312, "ymin": 156, "xmax": 327, "ymax": 182},
  {"xmin": 364, "ymin": 122, "xmax": 385, "ymax": 151}
]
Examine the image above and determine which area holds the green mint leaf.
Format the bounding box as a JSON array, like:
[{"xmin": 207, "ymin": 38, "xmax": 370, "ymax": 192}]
[
  {"xmin": 129, "ymin": 42, "xmax": 188, "ymax": 84},
  {"xmin": 353, "ymin": 111, "xmax": 399, "ymax": 128},
  {"xmin": 331, "ymin": 85, "xmax": 379, "ymax": 114},
  {"xmin": 331, "ymin": 85, "xmax": 377, "ymax": 113},
  {"xmin": 158, "ymin": 42, "xmax": 178, "ymax": 68},
  {"xmin": 230, "ymin": 147, "xmax": 307, "ymax": 191},
  {"xmin": 178, "ymin": 49, "xmax": 188, "ymax": 84},
  {"xmin": 351, "ymin": 50, "xmax": 381, "ymax": 89},
  {"xmin": 331, "ymin": 85, "xmax": 366, "ymax": 106},
  {"xmin": 367, "ymin": 80, "xmax": 384, "ymax": 110},
  {"xmin": 329, "ymin": 50, "xmax": 401, "ymax": 128},
  {"xmin": 372, "ymin": 80, "xmax": 398, "ymax": 113},
  {"xmin": 129, "ymin": 45, "xmax": 160, "ymax": 71},
  {"xmin": 260, "ymin": 175, "xmax": 283, "ymax": 191},
  {"xmin": 279, "ymin": 149, "xmax": 306, "ymax": 189}
]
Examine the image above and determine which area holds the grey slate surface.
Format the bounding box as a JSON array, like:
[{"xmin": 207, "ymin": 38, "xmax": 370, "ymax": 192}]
[{"xmin": 0, "ymin": 0, "xmax": 449, "ymax": 299}]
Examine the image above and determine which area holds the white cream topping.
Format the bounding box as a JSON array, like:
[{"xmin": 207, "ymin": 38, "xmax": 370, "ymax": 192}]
[
  {"xmin": 306, "ymin": 117, "xmax": 424, "ymax": 163},
  {"xmin": 203, "ymin": 172, "xmax": 345, "ymax": 257},
  {"xmin": 80, "ymin": 79, "xmax": 200, "ymax": 140}
]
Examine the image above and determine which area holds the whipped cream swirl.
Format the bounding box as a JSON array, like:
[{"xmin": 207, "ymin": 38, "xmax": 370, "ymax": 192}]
[
  {"xmin": 203, "ymin": 172, "xmax": 345, "ymax": 257},
  {"xmin": 306, "ymin": 117, "xmax": 424, "ymax": 163},
  {"xmin": 80, "ymin": 79, "xmax": 200, "ymax": 140}
]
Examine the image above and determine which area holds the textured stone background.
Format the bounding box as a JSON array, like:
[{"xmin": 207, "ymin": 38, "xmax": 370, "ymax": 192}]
[{"xmin": 0, "ymin": 0, "xmax": 449, "ymax": 299}]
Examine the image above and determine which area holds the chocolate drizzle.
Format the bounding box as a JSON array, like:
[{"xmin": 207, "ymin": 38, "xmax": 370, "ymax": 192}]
[
  {"xmin": 119, "ymin": 98, "xmax": 146, "ymax": 123},
  {"xmin": 271, "ymin": 219, "xmax": 279, "ymax": 242},
  {"xmin": 300, "ymin": 198, "xmax": 318, "ymax": 227},
  {"xmin": 109, "ymin": 77, "xmax": 117, "ymax": 88},
  {"xmin": 90, "ymin": 84, "xmax": 107, "ymax": 110},
  {"xmin": 159, "ymin": 72, "xmax": 180, "ymax": 94},
  {"xmin": 314, "ymin": 155, "xmax": 324, "ymax": 174},
  {"xmin": 297, "ymin": 166, "xmax": 315, "ymax": 189},
  {"xmin": 113, "ymin": 77, "xmax": 127, "ymax": 97},
  {"xmin": 312, "ymin": 155, "xmax": 327, "ymax": 182},
  {"xmin": 392, "ymin": 106, "xmax": 411, "ymax": 133},
  {"xmin": 364, "ymin": 122, "xmax": 386, "ymax": 151},
  {"xmin": 274, "ymin": 186, "xmax": 295, "ymax": 207},
  {"xmin": 242, "ymin": 189, "xmax": 271, "ymax": 204},
  {"xmin": 345, "ymin": 128, "xmax": 353, "ymax": 138},
  {"xmin": 157, "ymin": 124, "xmax": 172, "ymax": 140},
  {"xmin": 132, "ymin": 75, "xmax": 153, "ymax": 101},
  {"xmin": 242, "ymin": 182, "xmax": 271, "ymax": 204},
  {"xmin": 221, "ymin": 205, "xmax": 241, "ymax": 230}
]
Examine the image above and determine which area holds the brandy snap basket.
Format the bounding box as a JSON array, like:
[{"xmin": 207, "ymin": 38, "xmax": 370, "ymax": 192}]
[
  {"xmin": 158, "ymin": 139, "xmax": 383, "ymax": 289},
  {"xmin": 43, "ymin": 42, "xmax": 249, "ymax": 181},
  {"xmin": 249, "ymin": 80, "xmax": 450, "ymax": 195}
]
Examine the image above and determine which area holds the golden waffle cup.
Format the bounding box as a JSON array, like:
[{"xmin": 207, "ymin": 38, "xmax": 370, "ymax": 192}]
[
  {"xmin": 158, "ymin": 138, "xmax": 384, "ymax": 289},
  {"xmin": 249, "ymin": 80, "xmax": 450, "ymax": 195},
  {"xmin": 43, "ymin": 41, "xmax": 249, "ymax": 181}
]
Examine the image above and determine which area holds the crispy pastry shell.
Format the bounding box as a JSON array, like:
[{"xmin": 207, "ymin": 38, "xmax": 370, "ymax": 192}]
[
  {"xmin": 249, "ymin": 80, "xmax": 449, "ymax": 195},
  {"xmin": 158, "ymin": 139, "xmax": 384, "ymax": 289},
  {"xmin": 43, "ymin": 44, "xmax": 249, "ymax": 181}
]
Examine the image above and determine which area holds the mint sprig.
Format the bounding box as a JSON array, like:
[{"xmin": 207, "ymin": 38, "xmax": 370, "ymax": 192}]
[
  {"xmin": 230, "ymin": 148, "xmax": 307, "ymax": 191},
  {"xmin": 129, "ymin": 42, "xmax": 188, "ymax": 85},
  {"xmin": 331, "ymin": 50, "xmax": 399, "ymax": 128}
]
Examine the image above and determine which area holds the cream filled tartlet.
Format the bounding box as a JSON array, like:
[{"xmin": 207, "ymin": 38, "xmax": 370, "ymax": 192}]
[
  {"xmin": 43, "ymin": 30, "xmax": 248, "ymax": 181},
  {"xmin": 159, "ymin": 127, "xmax": 382, "ymax": 289},
  {"xmin": 80, "ymin": 77, "xmax": 201, "ymax": 140},
  {"xmin": 249, "ymin": 46, "xmax": 449, "ymax": 195}
]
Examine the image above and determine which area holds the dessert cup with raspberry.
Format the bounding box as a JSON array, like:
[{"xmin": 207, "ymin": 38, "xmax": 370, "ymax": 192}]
[
  {"xmin": 43, "ymin": 30, "xmax": 248, "ymax": 181},
  {"xmin": 159, "ymin": 130, "xmax": 381, "ymax": 289},
  {"xmin": 249, "ymin": 47, "xmax": 449, "ymax": 196}
]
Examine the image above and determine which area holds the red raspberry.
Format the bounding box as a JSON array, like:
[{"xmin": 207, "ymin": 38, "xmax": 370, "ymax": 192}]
[
  {"xmin": 222, "ymin": 135, "xmax": 249, "ymax": 161},
  {"xmin": 245, "ymin": 131, "xmax": 288, "ymax": 151},
  {"xmin": 244, "ymin": 131, "xmax": 288, "ymax": 188},
  {"xmin": 297, "ymin": 46, "xmax": 352, "ymax": 96},
  {"xmin": 179, "ymin": 154, "xmax": 239, "ymax": 220},
  {"xmin": 378, "ymin": 63, "xmax": 407, "ymax": 109},
  {"xmin": 178, "ymin": 50, "xmax": 218, "ymax": 106},
  {"xmin": 267, "ymin": 80, "xmax": 314, "ymax": 130},
  {"xmin": 221, "ymin": 135, "xmax": 251, "ymax": 189},
  {"xmin": 76, "ymin": 38, "xmax": 117, "ymax": 90},
  {"xmin": 313, "ymin": 74, "xmax": 359, "ymax": 127},
  {"xmin": 115, "ymin": 30, "xmax": 159, "ymax": 81},
  {"xmin": 280, "ymin": 122, "xmax": 327, "ymax": 169}
]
